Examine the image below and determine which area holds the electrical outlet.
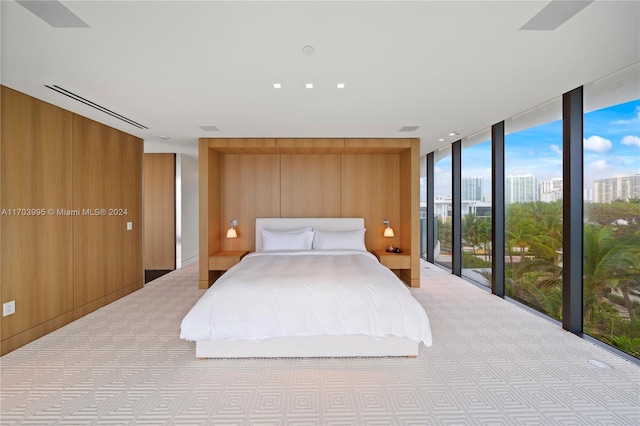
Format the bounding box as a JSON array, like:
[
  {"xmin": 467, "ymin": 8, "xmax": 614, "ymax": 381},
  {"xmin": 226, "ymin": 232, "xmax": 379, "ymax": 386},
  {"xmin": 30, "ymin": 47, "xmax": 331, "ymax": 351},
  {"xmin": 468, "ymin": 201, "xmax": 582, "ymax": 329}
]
[
  {"xmin": 3, "ymin": 300, "xmax": 15, "ymax": 316},
  {"xmin": 126, "ymin": 222, "xmax": 133, "ymax": 230}
]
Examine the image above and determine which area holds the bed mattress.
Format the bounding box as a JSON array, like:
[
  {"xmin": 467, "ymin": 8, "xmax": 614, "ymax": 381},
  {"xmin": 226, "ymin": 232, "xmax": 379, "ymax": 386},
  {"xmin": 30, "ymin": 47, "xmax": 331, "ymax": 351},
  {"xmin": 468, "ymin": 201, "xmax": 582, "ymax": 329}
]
[{"xmin": 180, "ymin": 250, "xmax": 432, "ymax": 346}]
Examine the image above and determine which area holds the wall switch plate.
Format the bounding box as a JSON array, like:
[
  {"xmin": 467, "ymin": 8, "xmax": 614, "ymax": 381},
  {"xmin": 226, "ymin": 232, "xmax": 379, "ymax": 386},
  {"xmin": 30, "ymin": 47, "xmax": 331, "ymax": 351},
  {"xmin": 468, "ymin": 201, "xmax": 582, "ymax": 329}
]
[
  {"xmin": 3, "ymin": 300, "xmax": 15, "ymax": 316},
  {"xmin": 127, "ymin": 222, "xmax": 133, "ymax": 230}
]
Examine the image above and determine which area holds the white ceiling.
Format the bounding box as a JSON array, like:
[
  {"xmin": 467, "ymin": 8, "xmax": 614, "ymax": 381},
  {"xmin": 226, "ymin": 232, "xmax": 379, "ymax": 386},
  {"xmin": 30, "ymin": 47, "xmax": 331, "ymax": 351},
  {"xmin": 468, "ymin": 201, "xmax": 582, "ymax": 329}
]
[{"xmin": 2, "ymin": 1, "xmax": 639, "ymax": 156}]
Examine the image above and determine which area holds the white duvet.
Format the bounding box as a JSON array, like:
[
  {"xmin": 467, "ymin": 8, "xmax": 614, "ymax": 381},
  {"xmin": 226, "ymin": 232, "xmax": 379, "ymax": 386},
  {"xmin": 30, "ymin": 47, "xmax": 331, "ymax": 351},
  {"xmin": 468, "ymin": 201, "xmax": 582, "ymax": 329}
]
[{"xmin": 180, "ymin": 250, "xmax": 432, "ymax": 346}]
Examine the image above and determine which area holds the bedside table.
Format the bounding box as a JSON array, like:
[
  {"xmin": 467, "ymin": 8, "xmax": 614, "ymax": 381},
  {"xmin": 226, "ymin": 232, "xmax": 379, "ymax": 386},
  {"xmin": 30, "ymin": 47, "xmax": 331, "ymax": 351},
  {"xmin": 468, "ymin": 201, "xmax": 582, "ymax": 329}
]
[
  {"xmin": 208, "ymin": 251, "xmax": 249, "ymax": 272},
  {"xmin": 372, "ymin": 249, "xmax": 411, "ymax": 283}
]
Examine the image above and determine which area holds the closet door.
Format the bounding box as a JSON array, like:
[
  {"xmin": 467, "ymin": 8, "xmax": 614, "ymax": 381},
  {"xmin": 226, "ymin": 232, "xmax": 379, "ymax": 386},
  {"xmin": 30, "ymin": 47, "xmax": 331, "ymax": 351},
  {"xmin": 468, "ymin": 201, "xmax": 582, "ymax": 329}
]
[
  {"xmin": 73, "ymin": 115, "xmax": 143, "ymax": 306},
  {"xmin": 144, "ymin": 153, "xmax": 176, "ymax": 272}
]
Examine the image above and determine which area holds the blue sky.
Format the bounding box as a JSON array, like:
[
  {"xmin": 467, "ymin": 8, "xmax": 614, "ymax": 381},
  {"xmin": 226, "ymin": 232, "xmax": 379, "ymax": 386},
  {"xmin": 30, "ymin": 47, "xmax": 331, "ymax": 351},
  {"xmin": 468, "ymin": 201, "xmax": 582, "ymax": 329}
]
[{"xmin": 424, "ymin": 99, "xmax": 640, "ymax": 200}]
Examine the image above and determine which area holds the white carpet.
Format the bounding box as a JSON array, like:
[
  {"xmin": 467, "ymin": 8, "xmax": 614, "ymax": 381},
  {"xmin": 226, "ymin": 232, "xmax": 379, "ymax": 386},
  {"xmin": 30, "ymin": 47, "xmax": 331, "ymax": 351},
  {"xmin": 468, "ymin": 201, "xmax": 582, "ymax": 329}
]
[{"xmin": 1, "ymin": 261, "xmax": 638, "ymax": 425}]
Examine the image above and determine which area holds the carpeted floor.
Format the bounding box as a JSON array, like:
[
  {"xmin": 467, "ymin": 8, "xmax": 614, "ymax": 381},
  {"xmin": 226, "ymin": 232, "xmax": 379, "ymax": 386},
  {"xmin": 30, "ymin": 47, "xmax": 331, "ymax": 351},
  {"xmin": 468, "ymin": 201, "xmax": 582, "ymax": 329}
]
[{"xmin": 1, "ymin": 261, "xmax": 638, "ymax": 425}]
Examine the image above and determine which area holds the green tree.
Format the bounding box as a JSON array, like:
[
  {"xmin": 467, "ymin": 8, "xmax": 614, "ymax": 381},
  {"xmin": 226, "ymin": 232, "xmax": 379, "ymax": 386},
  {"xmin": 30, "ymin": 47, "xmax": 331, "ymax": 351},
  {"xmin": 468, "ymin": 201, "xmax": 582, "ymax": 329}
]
[
  {"xmin": 462, "ymin": 213, "xmax": 481, "ymax": 255},
  {"xmin": 583, "ymin": 224, "xmax": 639, "ymax": 321},
  {"xmin": 506, "ymin": 203, "xmax": 537, "ymax": 262},
  {"xmin": 478, "ymin": 215, "xmax": 492, "ymax": 263},
  {"xmin": 585, "ymin": 200, "xmax": 640, "ymax": 238}
]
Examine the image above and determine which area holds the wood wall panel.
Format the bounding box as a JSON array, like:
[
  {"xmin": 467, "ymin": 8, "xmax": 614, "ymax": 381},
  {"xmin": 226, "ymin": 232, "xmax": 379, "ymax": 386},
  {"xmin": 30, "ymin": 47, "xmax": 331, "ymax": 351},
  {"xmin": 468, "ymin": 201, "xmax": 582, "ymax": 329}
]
[
  {"xmin": 73, "ymin": 116, "xmax": 143, "ymax": 307},
  {"xmin": 208, "ymin": 138, "xmax": 276, "ymax": 153},
  {"xmin": 399, "ymin": 145, "xmax": 420, "ymax": 287},
  {"xmin": 1, "ymin": 86, "xmax": 144, "ymax": 354},
  {"xmin": 144, "ymin": 153, "xmax": 176, "ymax": 270},
  {"xmin": 344, "ymin": 138, "xmax": 412, "ymax": 153},
  {"xmin": 280, "ymin": 154, "xmax": 341, "ymax": 217},
  {"xmin": 341, "ymin": 154, "xmax": 400, "ymax": 251},
  {"xmin": 220, "ymin": 154, "xmax": 280, "ymax": 252},
  {"xmin": 199, "ymin": 138, "xmax": 420, "ymax": 288},
  {"xmin": 0, "ymin": 86, "xmax": 74, "ymax": 339},
  {"xmin": 276, "ymin": 138, "xmax": 345, "ymax": 153}
]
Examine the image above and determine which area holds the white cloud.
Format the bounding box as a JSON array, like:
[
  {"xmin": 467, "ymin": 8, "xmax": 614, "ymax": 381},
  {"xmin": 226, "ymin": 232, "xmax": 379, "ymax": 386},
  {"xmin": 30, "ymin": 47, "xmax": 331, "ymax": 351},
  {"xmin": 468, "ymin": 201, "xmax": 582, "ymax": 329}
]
[
  {"xmin": 550, "ymin": 144, "xmax": 562, "ymax": 155},
  {"xmin": 587, "ymin": 159, "xmax": 609, "ymax": 171},
  {"xmin": 621, "ymin": 135, "xmax": 640, "ymax": 148},
  {"xmin": 583, "ymin": 135, "xmax": 612, "ymax": 153},
  {"xmin": 610, "ymin": 106, "xmax": 640, "ymax": 125}
]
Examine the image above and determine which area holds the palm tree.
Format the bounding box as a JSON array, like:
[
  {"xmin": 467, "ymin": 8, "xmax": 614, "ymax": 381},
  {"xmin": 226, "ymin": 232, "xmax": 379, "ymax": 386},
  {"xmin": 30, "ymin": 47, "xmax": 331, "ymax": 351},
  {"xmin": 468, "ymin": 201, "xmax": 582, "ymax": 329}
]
[
  {"xmin": 583, "ymin": 224, "xmax": 639, "ymax": 320},
  {"xmin": 506, "ymin": 220, "xmax": 536, "ymax": 262},
  {"xmin": 477, "ymin": 216, "xmax": 492, "ymax": 263},
  {"xmin": 462, "ymin": 213, "xmax": 480, "ymax": 256}
]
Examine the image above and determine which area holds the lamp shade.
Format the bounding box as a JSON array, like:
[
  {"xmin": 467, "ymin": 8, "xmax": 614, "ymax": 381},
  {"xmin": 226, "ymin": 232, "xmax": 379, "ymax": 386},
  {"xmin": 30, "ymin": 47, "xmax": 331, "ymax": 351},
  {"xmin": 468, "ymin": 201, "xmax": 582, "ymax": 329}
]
[
  {"xmin": 383, "ymin": 227, "xmax": 395, "ymax": 237},
  {"xmin": 226, "ymin": 227, "xmax": 238, "ymax": 239}
]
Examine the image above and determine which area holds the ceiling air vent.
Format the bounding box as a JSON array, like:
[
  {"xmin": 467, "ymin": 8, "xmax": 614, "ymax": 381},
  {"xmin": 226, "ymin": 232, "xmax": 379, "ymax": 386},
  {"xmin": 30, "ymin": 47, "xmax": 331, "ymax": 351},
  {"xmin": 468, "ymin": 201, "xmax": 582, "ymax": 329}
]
[
  {"xmin": 520, "ymin": 0, "xmax": 594, "ymax": 31},
  {"xmin": 199, "ymin": 125, "xmax": 220, "ymax": 132},
  {"xmin": 17, "ymin": 0, "xmax": 89, "ymax": 28},
  {"xmin": 45, "ymin": 85, "xmax": 148, "ymax": 129},
  {"xmin": 399, "ymin": 126, "xmax": 420, "ymax": 132}
]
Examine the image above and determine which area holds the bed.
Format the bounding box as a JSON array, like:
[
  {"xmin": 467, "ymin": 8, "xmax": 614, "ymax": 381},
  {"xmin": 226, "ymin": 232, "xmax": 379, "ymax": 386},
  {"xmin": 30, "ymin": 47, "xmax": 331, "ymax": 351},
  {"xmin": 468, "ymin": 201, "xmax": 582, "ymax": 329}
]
[{"xmin": 180, "ymin": 218, "xmax": 432, "ymax": 358}]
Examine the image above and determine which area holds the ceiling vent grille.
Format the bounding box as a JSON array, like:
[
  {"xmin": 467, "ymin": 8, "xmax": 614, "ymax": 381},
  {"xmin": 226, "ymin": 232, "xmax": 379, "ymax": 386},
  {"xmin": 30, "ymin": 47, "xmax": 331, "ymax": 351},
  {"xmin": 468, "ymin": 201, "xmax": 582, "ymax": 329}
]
[
  {"xmin": 399, "ymin": 125, "xmax": 420, "ymax": 132},
  {"xmin": 45, "ymin": 85, "xmax": 148, "ymax": 129}
]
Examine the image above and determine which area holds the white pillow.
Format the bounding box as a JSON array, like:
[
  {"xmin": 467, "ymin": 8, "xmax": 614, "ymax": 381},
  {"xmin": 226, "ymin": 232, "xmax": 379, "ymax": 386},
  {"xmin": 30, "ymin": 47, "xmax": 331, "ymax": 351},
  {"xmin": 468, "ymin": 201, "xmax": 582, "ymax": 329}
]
[
  {"xmin": 313, "ymin": 229, "xmax": 367, "ymax": 251},
  {"xmin": 263, "ymin": 227, "xmax": 312, "ymax": 234},
  {"xmin": 261, "ymin": 229, "xmax": 314, "ymax": 251}
]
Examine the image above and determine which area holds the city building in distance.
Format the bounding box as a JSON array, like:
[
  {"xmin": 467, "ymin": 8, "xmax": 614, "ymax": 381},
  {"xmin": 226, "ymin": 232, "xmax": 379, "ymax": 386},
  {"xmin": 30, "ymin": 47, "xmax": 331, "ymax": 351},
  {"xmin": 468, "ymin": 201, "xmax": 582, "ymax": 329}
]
[
  {"xmin": 506, "ymin": 174, "xmax": 538, "ymax": 204},
  {"xmin": 594, "ymin": 174, "xmax": 640, "ymax": 203}
]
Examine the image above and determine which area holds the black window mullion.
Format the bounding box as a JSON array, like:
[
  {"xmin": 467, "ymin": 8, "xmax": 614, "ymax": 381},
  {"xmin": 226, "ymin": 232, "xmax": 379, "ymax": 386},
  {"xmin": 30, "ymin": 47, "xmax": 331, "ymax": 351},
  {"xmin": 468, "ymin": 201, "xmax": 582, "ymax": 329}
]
[
  {"xmin": 426, "ymin": 152, "xmax": 435, "ymax": 263},
  {"xmin": 452, "ymin": 140, "xmax": 462, "ymax": 276},
  {"xmin": 491, "ymin": 122, "xmax": 505, "ymax": 297},
  {"xmin": 562, "ymin": 87, "xmax": 584, "ymax": 335}
]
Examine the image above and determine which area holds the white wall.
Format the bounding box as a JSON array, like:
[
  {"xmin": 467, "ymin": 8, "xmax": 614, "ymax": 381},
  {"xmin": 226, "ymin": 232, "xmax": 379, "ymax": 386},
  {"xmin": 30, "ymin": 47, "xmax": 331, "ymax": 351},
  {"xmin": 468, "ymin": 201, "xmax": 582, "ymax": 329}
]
[
  {"xmin": 178, "ymin": 153, "xmax": 199, "ymax": 266},
  {"xmin": 144, "ymin": 140, "xmax": 199, "ymax": 268}
]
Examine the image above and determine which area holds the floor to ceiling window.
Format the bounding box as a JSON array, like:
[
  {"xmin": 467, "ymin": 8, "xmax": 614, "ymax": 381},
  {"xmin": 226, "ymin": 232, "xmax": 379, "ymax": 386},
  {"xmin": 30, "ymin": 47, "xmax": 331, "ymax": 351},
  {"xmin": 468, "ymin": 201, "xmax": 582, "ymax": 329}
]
[
  {"xmin": 461, "ymin": 129, "xmax": 492, "ymax": 287},
  {"xmin": 420, "ymin": 154, "xmax": 427, "ymax": 260},
  {"xmin": 583, "ymin": 63, "xmax": 640, "ymax": 359},
  {"xmin": 434, "ymin": 145, "xmax": 452, "ymax": 270},
  {"xmin": 504, "ymin": 98, "xmax": 564, "ymax": 320},
  {"xmin": 423, "ymin": 64, "xmax": 639, "ymax": 362}
]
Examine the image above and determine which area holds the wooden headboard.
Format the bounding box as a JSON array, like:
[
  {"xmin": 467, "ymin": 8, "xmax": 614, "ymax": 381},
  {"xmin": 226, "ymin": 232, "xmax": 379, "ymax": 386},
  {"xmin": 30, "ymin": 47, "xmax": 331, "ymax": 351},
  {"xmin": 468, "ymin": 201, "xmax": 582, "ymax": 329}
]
[
  {"xmin": 255, "ymin": 217, "xmax": 365, "ymax": 252},
  {"xmin": 199, "ymin": 138, "xmax": 420, "ymax": 288}
]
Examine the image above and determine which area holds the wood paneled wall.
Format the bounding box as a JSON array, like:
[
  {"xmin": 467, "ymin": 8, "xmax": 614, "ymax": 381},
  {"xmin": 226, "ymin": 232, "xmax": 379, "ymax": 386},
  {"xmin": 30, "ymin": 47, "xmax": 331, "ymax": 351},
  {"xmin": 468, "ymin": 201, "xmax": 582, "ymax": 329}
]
[
  {"xmin": 280, "ymin": 154, "xmax": 342, "ymax": 217},
  {"xmin": 1, "ymin": 86, "xmax": 75, "ymax": 340},
  {"xmin": 144, "ymin": 153, "xmax": 176, "ymax": 270},
  {"xmin": 0, "ymin": 86, "xmax": 143, "ymax": 355},
  {"xmin": 199, "ymin": 138, "xmax": 420, "ymax": 288}
]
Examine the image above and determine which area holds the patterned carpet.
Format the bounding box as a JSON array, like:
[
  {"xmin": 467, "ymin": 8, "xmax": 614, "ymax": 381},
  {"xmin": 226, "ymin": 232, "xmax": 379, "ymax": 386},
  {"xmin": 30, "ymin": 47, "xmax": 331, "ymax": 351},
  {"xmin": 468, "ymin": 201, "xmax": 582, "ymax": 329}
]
[{"xmin": 1, "ymin": 261, "xmax": 639, "ymax": 425}]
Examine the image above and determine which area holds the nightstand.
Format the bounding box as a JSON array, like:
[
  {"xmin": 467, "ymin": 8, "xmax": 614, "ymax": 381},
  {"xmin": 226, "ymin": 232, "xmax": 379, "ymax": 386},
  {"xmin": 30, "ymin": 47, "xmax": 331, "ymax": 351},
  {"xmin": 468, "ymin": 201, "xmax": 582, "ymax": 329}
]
[
  {"xmin": 372, "ymin": 249, "xmax": 411, "ymax": 283},
  {"xmin": 208, "ymin": 251, "xmax": 249, "ymax": 273}
]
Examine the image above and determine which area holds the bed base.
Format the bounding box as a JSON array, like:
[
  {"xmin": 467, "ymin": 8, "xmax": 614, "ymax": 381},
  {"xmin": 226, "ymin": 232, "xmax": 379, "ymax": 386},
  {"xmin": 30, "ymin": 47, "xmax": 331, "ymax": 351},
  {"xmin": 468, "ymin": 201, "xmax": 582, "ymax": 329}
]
[{"xmin": 196, "ymin": 335, "xmax": 419, "ymax": 358}]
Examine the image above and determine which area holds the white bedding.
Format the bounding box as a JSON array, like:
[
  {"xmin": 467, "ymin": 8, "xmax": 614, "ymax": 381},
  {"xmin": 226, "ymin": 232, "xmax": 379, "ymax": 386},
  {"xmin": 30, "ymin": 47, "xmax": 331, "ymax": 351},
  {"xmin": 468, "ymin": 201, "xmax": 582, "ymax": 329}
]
[{"xmin": 180, "ymin": 250, "xmax": 432, "ymax": 346}]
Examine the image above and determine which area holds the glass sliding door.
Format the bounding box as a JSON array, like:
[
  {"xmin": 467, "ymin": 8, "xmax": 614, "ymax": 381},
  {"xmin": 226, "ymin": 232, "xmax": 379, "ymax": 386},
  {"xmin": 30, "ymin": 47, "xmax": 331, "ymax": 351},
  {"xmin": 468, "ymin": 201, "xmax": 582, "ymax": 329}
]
[
  {"xmin": 504, "ymin": 98, "xmax": 564, "ymax": 320},
  {"xmin": 583, "ymin": 63, "xmax": 640, "ymax": 359},
  {"xmin": 461, "ymin": 129, "xmax": 492, "ymax": 287}
]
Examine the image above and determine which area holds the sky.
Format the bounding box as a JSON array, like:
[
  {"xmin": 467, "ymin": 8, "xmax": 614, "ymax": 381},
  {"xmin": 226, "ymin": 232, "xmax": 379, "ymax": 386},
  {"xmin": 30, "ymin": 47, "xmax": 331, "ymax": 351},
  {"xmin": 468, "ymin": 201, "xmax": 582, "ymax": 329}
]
[{"xmin": 423, "ymin": 98, "xmax": 640, "ymax": 201}]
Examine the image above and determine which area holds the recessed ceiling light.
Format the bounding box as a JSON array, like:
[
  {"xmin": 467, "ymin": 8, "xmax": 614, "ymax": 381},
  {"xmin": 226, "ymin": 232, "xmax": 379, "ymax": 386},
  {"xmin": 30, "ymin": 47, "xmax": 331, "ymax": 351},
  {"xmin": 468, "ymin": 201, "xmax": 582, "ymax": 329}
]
[
  {"xmin": 449, "ymin": 132, "xmax": 460, "ymax": 136},
  {"xmin": 306, "ymin": 83, "xmax": 313, "ymax": 89},
  {"xmin": 157, "ymin": 135, "xmax": 170, "ymax": 140},
  {"xmin": 438, "ymin": 138, "xmax": 445, "ymax": 142},
  {"xmin": 337, "ymin": 83, "xmax": 345, "ymax": 89},
  {"xmin": 302, "ymin": 45, "xmax": 315, "ymax": 55},
  {"xmin": 273, "ymin": 83, "xmax": 281, "ymax": 89}
]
